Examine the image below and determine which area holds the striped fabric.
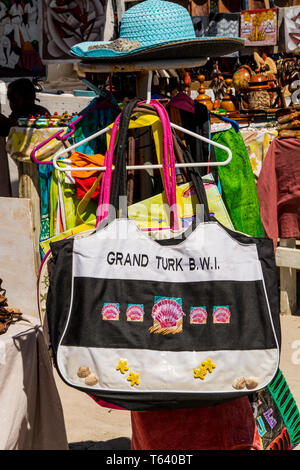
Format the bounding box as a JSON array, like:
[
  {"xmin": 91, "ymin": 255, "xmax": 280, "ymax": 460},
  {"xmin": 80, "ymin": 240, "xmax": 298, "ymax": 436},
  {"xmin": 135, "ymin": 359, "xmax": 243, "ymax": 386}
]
[{"xmin": 268, "ymin": 369, "xmax": 300, "ymax": 449}]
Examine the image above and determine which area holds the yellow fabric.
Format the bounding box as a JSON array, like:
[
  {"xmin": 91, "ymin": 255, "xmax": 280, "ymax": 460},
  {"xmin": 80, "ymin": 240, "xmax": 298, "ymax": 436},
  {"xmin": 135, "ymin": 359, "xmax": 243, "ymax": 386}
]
[
  {"xmin": 128, "ymin": 179, "xmax": 234, "ymax": 231},
  {"xmin": 6, "ymin": 126, "xmax": 68, "ymax": 162},
  {"xmin": 40, "ymin": 223, "xmax": 95, "ymax": 255},
  {"xmin": 40, "ymin": 177, "xmax": 233, "ymax": 256},
  {"xmin": 70, "ymin": 152, "xmax": 105, "ymax": 178},
  {"xmin": 240, "ymin": 128, "xmax": 278, "ymax": 181}
]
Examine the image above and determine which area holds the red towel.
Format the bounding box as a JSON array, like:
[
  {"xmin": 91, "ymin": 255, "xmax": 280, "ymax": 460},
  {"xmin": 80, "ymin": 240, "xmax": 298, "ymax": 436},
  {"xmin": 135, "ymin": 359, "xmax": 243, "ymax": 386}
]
[{"xmin": 131, "ymin": 397, "xmax": 261, "ymax": 450}]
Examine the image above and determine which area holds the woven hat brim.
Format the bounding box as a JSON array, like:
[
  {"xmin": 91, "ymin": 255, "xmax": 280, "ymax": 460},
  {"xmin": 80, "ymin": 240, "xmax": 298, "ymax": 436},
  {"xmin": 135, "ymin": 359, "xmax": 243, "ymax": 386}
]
[{"xmin": 71, "ymin": 37, "xmax": 245, "ymax": 62}]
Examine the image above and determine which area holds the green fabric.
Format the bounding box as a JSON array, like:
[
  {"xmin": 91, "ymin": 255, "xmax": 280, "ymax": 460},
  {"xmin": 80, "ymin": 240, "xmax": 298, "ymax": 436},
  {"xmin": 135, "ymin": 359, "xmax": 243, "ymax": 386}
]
[
  {"xmin": 268, "ymin": 369, "xmax": 300, "ymax": 448},
  {"xmin": 212, "ymin": 127, "xmax": 264, "ymax": 238},
  {"xmin": 49, "ymin": 166, "xmax": 78, "ymax": 237}
]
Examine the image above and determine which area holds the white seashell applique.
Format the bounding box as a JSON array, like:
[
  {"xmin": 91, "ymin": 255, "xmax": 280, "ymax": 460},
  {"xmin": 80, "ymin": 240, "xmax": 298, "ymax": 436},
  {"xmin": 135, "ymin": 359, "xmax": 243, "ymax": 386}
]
[
  {"xmin": 77, "ymin": 366, "xmax": 91, "ymax": 378},
  {"xmin": 85, "ymin": 374, "xmax": 99, "ymax": 386},
  {"xmin": 245, "ymin": 377, "xmax": 259, "ymax": 390},
  {"xmin": 232, "ymin": 377, "xmax": 246, "ymax": 390}
]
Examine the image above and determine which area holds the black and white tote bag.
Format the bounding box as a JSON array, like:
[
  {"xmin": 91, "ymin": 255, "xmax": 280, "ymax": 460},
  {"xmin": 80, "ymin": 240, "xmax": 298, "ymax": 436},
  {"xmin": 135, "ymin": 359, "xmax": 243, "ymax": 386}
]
[{"xmin": 46, "ymin": 101, "xmax": 281, "ymax": 411}]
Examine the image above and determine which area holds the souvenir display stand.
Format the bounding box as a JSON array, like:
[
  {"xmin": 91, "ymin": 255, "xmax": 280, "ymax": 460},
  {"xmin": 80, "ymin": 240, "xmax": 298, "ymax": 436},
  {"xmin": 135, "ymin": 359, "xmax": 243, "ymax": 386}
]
[{"xmin": 76, "ymin": 57, "xmax": 208, "ymax": 95}]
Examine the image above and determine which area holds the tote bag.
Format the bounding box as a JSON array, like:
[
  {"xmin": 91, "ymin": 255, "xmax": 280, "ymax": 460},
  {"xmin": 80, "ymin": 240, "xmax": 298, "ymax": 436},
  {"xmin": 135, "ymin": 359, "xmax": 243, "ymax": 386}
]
[{"xmin": 46, "ymin": 100, "xmax": 281, "ymax": 411}]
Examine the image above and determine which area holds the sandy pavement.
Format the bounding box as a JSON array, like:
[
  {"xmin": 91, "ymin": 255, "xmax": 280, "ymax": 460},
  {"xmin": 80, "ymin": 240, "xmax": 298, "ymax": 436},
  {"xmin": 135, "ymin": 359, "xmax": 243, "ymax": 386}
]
[{"xmin": 54, "ymin": 315, "xmax": 300, "ymax": 450}]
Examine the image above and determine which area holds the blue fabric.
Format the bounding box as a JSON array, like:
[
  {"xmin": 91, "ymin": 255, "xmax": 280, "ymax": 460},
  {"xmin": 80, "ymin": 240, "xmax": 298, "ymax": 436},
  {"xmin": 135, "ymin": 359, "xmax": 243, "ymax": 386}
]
[
  {"xmin": 69, "ymin": 95, "xmax": 119, "ymax": 155},
  {"xmin": 211, "ymin": 113, "xmax": 239, "ymax": 133},
  {"xmin": 37, "ymin": 164, "xmax": 53, "ymax": 260}
]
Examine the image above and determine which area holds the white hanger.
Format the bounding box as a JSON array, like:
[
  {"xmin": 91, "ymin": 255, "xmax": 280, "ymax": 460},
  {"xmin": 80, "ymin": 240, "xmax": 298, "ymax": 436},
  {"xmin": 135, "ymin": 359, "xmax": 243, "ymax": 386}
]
[{"xmin": 53, "ymin": 71, "xmax": 232, "ymax": 173}]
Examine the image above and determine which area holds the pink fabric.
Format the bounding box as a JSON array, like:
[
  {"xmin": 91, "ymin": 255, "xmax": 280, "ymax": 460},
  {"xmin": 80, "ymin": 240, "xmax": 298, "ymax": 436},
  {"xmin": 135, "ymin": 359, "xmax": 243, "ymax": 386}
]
[
  {"xmin": 168, "ymin": 92, "xmax": 195, "ymax": 114},
  {"xmin": 257, "ymin": 137, "xmax": 300, "ymax": 250},
  {"xmin": 131, "ymin": 397, "xmax": 262, "ymax": 450},
  {"xmin": 148, "ymin": 100, "xmax": 179, "ymax": 230},
  {"xmin": 97, "ymin": 113, "xmax": 121, "ymax": 225}
]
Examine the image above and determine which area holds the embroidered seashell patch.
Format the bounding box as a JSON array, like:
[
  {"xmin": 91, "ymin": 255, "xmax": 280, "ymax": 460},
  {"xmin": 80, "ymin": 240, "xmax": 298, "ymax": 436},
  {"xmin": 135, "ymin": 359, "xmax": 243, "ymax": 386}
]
[
  {"xmin": 149, "ymin": 297, "xmax": 185, "ymax": 335},
  {"xmin": 190, "ymin": 307, "xmax": 207, "ymax": 324},
  {"xmin": 101, "ymin": 302, "xmax": 120, "ymax": 321},
  {"xmin": 77, "ymin": 366, "xmax": 99, "ymax": 387},
  {"xmin": 126, "ymin": 304, "xmax": 144, "ymax": 322},
  {"xmin": 213, "ymin": 306, "xmax": 231, "ymax": 324}
]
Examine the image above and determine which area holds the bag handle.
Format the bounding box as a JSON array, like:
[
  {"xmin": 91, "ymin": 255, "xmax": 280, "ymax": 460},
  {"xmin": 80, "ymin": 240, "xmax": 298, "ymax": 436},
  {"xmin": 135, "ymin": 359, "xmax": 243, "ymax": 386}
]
[
  {"xmin": 113, "ymin": 99, "xmax": 179, "ymax": 229},
  {"xmin": 109, "ymin": 99, "xmax": 140, "ymax": 216},
  {"xmin": 131, "ymin": 102, "xmax": 211, "ymax": 223},
  {"xmin": 96, "ymin": 112, "xmax": 121, "ymax": 225},
  {"xmin": 141, "ymin": 100, "xmax": 178, "ymax": 230},
  {"xmin": 101, "ymin": 101, "xmax": 177, "ymax": 227},
  {"xmin": 127, "ymin": 132, "xmax": 135, "ymax": 206},
  {"xmin": 96, "ymin": 100, "xmax": 179, "ymax": 230},
  {"xmin": 110, "ymin": 100, "xmax": 175, "ymax": 220}
]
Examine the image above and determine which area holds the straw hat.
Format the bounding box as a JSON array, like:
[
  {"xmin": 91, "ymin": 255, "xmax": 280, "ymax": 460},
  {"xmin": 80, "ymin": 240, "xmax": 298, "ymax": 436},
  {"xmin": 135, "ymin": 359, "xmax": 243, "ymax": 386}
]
[{"xmin": 71, "ymin": 0, "xmax": 244, "ymax": 62}]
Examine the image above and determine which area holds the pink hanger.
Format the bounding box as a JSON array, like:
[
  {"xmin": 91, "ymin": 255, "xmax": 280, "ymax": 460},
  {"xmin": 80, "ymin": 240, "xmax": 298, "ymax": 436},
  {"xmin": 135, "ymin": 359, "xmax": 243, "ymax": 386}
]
[
  {"xmin": 30, "ymin": 75, "xmax": 118, "ymax": 166},
  {"xmin": 30, "ymin": 115, "xmax": 83, "ymax": 166}
]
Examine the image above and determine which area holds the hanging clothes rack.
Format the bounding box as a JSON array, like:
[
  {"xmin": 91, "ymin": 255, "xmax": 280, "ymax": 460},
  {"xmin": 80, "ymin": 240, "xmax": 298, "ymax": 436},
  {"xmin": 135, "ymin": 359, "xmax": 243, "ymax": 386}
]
[{"xmin": 53, "ymin": 71, "xmax": 233, "ymax": 173}]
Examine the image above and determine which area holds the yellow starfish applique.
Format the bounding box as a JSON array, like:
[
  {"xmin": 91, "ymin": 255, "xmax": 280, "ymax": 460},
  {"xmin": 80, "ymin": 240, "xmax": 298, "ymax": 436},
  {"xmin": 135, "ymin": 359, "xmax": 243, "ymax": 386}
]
[
  {"xmin": 194, "ymin": 366, "xmax": 207, "ymax": 380},
  {"xmin": 202, "ymin": 358, "xmax": 216, "ymax": 373},
  {"xmin": 127, "ymin": 371, "xmax": 140, "ymax": 386},
  {"xmin": 116, "ymin": 359, "xmax": 129, "ymax": 374}
]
